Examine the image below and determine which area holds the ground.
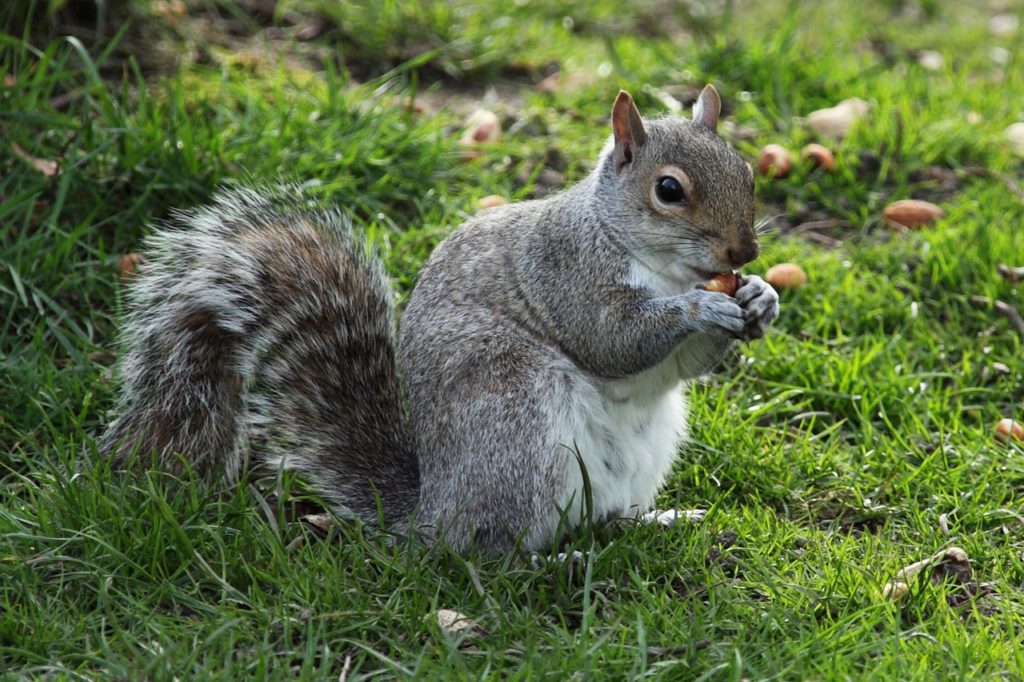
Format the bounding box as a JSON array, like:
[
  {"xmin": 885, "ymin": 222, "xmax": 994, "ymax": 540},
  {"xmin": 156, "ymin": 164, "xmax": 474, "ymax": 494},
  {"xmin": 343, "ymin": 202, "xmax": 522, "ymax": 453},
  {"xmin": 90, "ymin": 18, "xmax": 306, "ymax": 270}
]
[{"xmin": 2, "ymin": 0, "xmax": 1024, "ymax": 679}]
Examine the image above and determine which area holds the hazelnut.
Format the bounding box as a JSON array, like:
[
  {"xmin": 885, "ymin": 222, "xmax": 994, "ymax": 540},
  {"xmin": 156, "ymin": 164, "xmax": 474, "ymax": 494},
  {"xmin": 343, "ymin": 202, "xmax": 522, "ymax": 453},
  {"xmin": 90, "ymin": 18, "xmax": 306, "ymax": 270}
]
[
  {"xmin": 995, "ymin": 418, "xmax": 1024, "ymax": 442},
  {"xmin": 801, "ymin": 143, "xmax": 836, "ymax": 171},
  {"xmin": 756, "ymin": 144, "xmax": 792, "ymax": 178},
  {"xmin": 705, "ymin": 272, "xmax": 739, "ymax": 296},
  {"xmin": 883, "ymin": 199, "xmax": 945, "ymax": 229},
  {"xmin": 478, "ymin": 195, "xmax": 508, "ymax": 209},
  {"xmin": 764, "ymin": 263, "xmax": 807, "ymax": 289}
]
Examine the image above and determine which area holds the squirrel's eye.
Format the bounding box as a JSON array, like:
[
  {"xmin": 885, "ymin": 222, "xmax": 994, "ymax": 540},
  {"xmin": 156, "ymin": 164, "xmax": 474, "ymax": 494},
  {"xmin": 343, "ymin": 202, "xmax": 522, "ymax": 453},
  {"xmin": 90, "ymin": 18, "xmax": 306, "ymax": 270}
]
[{"xmin": 655, "ymin": 176, "xmax": 686, "ymax": 203}]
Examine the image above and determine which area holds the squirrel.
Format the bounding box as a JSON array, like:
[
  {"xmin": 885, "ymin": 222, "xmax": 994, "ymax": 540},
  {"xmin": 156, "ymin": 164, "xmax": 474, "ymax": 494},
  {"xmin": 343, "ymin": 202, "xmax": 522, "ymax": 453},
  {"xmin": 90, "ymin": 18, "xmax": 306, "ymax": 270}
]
[{"xmin": 102, "ymin": 86, "xmax": 779, "ymax": 556}]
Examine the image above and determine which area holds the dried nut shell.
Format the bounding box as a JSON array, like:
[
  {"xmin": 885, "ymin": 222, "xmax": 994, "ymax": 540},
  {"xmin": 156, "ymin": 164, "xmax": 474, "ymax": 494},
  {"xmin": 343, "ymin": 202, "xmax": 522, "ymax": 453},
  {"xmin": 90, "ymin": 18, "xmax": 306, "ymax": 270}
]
[
  {"xmin": 995, "ymin": 418, "xmax": 1024, "ymax": 442},
  {"xmin": 883, "ymin": 199, "xmax": 945, "ymax": 229},
  {"xmin": 756, "ymin": 144, "xmax": 792, "ymax": 178},
  {"xmin": 765, "ymin": 263, "xmax": 807, "ymax": 289},
  {"xmin": 432, "ymin": 609, "xmax": 484, "ymax": 641},
  {"xmin": 806, "ymin": 98, "xmax": 868, "ymax": 138},
  {"xmin": 801, "ymin": 143, "xmax": 836, "ymax": 171},
  {"xmin": 705, "ymin": 272, "xmax": 739, "ymax": 296},
  {"xmin": 882, "ymin": 546, "xmax": 973, "ymax": 601},
  {"xmin": 478, "ymin": 195, "xmax": 508, "ymax": 209},
  {"xmin": 882, "ymin": 581, "xmax": 910, "ymax": 601}
]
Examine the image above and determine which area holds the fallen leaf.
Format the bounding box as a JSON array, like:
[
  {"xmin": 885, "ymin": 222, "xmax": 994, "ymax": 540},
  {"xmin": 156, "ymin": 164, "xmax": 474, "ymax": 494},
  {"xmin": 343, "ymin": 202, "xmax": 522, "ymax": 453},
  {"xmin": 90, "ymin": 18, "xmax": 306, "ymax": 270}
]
[
  {"xmin": 299, "ymin": 513, "xmax": 333, "ymax": 532},
  {"xmin": 11, "ymin": 142, "xmax": 61, "ymax": 176},
  {"xmin": 118, "ymin": 253, "xmax": 147, "ymax": 280}
]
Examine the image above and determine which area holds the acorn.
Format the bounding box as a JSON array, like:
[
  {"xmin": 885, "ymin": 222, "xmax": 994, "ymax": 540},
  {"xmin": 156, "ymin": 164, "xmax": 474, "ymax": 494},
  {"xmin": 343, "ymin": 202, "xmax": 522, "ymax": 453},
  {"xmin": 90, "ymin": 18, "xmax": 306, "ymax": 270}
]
[
  {"xmin": 801, "ymin": 143, "xmax": 836, "ymax": 171},
  {"xmin": 756, "ymin": 144, "xmax": 792, "ymax": 179}
]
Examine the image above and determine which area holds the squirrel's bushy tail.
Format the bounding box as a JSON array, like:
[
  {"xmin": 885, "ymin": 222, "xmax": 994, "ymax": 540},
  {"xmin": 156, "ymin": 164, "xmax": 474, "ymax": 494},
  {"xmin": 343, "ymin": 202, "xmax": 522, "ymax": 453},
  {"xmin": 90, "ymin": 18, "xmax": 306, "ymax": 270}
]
[{"xmin": 102, "ymin": 188, "xmax": 419, "ymax": 526}]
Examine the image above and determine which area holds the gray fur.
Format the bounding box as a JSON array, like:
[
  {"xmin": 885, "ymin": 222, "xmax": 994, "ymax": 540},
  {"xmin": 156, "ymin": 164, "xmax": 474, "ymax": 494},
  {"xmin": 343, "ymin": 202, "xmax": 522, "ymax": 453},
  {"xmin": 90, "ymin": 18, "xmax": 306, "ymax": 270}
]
[{"xmin": 103, "ymin": 90, "xmax": 778, "ymax": 555}]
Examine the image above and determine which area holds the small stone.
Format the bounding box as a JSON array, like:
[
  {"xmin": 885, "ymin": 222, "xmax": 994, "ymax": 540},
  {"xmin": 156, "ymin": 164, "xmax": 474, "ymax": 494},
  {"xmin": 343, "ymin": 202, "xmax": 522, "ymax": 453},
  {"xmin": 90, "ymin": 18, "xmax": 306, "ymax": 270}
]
[
  {"xmin": 989, "ymin": 14, "xmax": 1018, "ymax": 37},
  {"xmin": 1005, "ymin": 122, "xmax": 1024, "ymax": 157},
  {"xmin": 917, "ymin": 50, "xmax": 944, "ymax": 71}
]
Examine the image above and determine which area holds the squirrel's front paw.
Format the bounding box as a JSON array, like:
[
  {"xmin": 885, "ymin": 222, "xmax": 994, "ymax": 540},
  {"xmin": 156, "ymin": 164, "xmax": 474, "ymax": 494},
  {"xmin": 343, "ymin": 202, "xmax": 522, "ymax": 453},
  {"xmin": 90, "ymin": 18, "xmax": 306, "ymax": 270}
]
[
  {"xmin": 735, "ymin": 275, "xmax": 779, "ymax": 340},
  {"xmin": 686, "ymin": 290, "xmax": 747, "ymax": 339}
]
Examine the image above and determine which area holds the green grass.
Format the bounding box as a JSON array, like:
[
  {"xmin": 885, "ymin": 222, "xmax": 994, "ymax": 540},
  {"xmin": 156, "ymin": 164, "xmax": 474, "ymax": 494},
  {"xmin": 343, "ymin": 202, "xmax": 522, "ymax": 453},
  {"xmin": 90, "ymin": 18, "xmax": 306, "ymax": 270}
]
[{"xmin": 3, "ymin": 0, "xmax": 1024, "ymax": 678}]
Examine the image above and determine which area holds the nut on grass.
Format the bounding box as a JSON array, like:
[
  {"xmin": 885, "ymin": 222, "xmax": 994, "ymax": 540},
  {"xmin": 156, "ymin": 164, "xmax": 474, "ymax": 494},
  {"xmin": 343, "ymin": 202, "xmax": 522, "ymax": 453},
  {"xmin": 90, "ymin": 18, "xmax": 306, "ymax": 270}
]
[
  {"xmin": 705, "ymin": 272, "xmax": 739, "ymax": 297},
  {"xmin": 756, "ymin": 144, "xmax": 792, "ymax": 179},
  {"xmin": 801, "ymin": 143, "xmax": 836, "ymax": 171},
  {"xmin": 478, "ymin": 195, "xmax": 508, "ymax": 209},
  {"xmin": 764, "ymin": 263, "xmax": 807, "ymax": 290},
  {"xmin": 458, "ymin": 109, "xmax": 502, "ymax": 161},
  {"xmin": 995, "ymin": 418, "xmax": 1024, "ymax": 442},
  {"xmin": 883, "ymin": 199, "xmax": 945, "ymax": 229}
]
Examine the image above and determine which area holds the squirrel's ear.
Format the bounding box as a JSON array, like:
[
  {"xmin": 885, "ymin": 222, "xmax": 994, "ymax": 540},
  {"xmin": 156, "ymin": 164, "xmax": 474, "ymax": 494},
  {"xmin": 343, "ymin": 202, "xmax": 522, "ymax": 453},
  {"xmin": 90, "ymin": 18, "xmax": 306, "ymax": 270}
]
[
  {"xmin": 611, "ymin": 90, "xmax": 647, "ymax": 171},
  {"xmin": 692, "ymin": 84, "xmax": 721, "ymax": 132}
]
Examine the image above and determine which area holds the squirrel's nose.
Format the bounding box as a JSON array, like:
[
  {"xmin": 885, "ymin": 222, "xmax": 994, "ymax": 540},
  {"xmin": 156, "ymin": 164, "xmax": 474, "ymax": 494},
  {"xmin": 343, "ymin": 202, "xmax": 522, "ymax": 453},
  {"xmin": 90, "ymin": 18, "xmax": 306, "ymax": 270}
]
[{"xmin": 726, "ymin": 240, "xmax": 759, "ymax": 267}]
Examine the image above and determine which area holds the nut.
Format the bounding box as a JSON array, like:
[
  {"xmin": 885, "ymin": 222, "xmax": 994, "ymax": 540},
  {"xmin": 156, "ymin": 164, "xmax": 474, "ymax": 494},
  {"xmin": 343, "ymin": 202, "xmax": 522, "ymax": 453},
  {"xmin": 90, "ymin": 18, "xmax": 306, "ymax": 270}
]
[
  {"xmin": 801, "ymin": 143, "xmax": 836, "ymax": 171},
  {"xmin": 995, "ymin": 418, "xmax": 1024, "ymax": 442},
  {"xmin": 883, "ymin": 199, "xmax": 945, "ymax": 229},
  {"xmin": 705, "ymin": 272, "xmax": 739, "ymax": 296},
  {"xmin": 478, "ymin": 195, "xmax": 508, "ymax": 209},
  {"xmin": 764, "ymin": 263, "xmax": 807, "ymax": 289},
  {"xmin": 460, "ymin": 109, "xmax": 501, "ymax": 146},
  {"xmin": 756, "ymin": 144, "xmax": 792, "ymax": 179}
]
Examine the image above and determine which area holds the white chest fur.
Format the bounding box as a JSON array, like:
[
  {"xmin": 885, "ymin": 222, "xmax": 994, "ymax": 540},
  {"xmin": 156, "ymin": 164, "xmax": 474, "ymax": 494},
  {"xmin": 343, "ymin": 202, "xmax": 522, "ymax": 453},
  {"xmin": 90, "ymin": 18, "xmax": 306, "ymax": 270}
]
[{"xmin": 552, "ymin": 358, "xmax": 689, "ymax": 527}]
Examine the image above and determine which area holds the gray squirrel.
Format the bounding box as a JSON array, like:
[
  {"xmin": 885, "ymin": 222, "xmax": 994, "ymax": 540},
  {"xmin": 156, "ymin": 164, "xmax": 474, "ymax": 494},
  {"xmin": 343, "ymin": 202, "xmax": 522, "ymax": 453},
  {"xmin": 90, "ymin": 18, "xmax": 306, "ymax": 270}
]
[{"xmin": 102, "ymin": 86, "xmax": 779, "ymax": 555}]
